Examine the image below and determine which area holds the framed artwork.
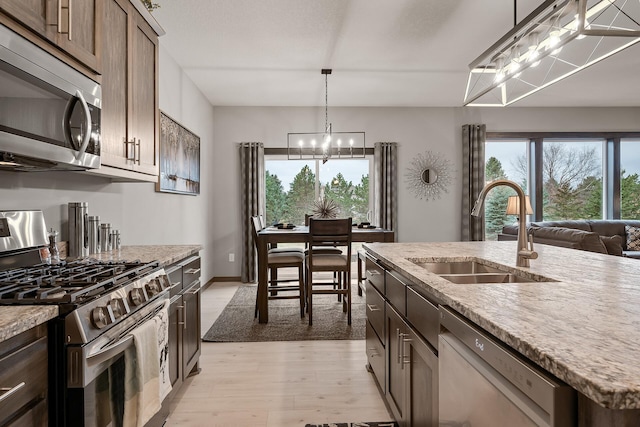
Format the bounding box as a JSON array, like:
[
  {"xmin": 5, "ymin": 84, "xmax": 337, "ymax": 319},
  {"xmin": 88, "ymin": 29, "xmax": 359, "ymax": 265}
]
[{"xmin": 157, "ymin": 111, "xmax": 201, "ymax": 195}]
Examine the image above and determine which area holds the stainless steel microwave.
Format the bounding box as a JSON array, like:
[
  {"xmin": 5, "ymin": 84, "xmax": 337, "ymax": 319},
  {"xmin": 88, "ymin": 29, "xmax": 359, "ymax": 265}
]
[{"xmin": 0, "ymin": 23, "xmax": 101, "ymax": 171}]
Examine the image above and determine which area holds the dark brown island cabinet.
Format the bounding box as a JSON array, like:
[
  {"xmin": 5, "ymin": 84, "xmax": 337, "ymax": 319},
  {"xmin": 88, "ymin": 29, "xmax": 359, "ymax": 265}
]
[{"xmin": 364, "ymin": 254, "xmax": 439, "ymax": 427}]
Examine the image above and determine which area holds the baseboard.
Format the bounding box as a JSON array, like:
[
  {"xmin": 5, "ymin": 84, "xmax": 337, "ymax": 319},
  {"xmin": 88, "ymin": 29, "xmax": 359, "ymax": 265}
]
[{"xmin": 211, "ymin": 276, "xmax": 242, "ymax": 283}]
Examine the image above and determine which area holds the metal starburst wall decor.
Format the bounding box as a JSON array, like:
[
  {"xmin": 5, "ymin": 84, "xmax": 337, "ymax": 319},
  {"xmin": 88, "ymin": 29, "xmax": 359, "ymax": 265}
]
[{"xmin": 405, "ymin": 150, "xmax": 453, "ymax": 201}]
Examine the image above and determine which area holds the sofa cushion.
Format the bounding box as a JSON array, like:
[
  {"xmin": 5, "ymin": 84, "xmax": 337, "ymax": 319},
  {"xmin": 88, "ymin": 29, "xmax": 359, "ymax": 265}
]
[
  {"xmin": 530, "ymin": 220, "xmax": 592, "ymax": 232},
  {"xmin": 625, "ymin": 225, "xmax": 640, "ymax": 251},
  {"xmin": 588, "ymin": 220, "xmax": 636, "ymax": 238},
  {"xmin": 529, "ymin": 226, "xmax": 608, "ymax": 254},
  {"xmin": 599, "ymin": 235, "xmax": 624, "ymax": 256}
]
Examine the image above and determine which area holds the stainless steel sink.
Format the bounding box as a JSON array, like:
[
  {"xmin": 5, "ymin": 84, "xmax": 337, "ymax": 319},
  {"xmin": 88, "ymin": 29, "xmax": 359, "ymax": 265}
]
[
  {"xmin": 439, "ymin": 273, "xmax": 536, "ymax": 284},
  {"xmin": 410, "ymin": 260, "xmax": 556, "ymax": 284},
  {"xmin": 413, "ymin": 260, "xmax": 505, "ymax": 275}
]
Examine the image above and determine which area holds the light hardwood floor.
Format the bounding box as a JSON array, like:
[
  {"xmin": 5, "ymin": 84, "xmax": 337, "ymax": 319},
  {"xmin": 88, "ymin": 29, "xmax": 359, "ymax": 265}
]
[{"xmin": 166, "ymin": 281, "xmax": 392, "ymax": 427}]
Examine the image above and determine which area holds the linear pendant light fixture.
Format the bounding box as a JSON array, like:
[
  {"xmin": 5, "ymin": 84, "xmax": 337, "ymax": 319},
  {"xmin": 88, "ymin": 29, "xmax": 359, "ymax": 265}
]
[
  {"xmin": 287, "ymin": 69, "xmax": 365, "ymax": 163},
  {"xmin": 464, "ymin": 0, "xmax": 640, "ymax": 106}
]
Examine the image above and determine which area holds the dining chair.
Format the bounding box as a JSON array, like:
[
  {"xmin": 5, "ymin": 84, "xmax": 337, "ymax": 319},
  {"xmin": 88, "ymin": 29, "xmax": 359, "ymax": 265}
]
[
  {"xmin": 259, "ymin": 214, "xmax": 304, "ymax": 254},
  {"xmin": 251, "ymin": 216, "xmax": 305, "ymax": 318},
  {"xmin": 305, "ymin": 217, "xmax": 353, "ymax": 325}
]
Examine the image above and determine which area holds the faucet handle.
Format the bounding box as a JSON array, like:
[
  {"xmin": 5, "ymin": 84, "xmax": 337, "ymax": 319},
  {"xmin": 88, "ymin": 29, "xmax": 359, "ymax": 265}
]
[
  {"xmin": 528, "ymin": 233, "xmax": 535, "ymax": 252},
  {"xmin": 519, "ymin": 233, "xmax": 538, "ymax": 260}
]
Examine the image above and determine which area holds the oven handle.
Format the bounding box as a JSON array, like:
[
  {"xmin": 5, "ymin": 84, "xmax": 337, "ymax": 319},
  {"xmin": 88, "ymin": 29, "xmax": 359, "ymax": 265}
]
[
  {"xmin": 85, "ymin": 296, "xmax": 167, "ymax": 366},
  {"xmin": 86, "ymin": 335, "xmax": 133, "ymax": 365}
]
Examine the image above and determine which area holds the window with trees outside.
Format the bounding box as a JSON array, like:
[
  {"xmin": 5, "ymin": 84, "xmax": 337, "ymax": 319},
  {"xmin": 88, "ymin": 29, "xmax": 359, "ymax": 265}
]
[
  {"xmin": 264, "ymin": 157, "xmax": 371, "ymax": 226},
  {"xmin": 484, "ymin": 134, "xmax": 640, "ymax": 241},
  {"xmin": 621, "ymin": 140, "xmax": 640, "ymax": 219},
  {"xmin": 484, "ymin": 140, "xmax": 528, "ymax": 240}
]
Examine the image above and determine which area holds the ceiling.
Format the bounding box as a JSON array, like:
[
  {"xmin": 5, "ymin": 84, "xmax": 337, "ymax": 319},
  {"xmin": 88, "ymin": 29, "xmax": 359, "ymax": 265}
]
[{"xmin": 152, "ymin": 0, "xmax": 640, "ymax": 108}]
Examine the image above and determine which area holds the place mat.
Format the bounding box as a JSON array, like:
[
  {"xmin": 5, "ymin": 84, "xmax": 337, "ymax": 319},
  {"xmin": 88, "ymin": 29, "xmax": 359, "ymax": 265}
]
[{"xmin": 202, "ymin": 284, "xmax": 366, "ymax": 342}]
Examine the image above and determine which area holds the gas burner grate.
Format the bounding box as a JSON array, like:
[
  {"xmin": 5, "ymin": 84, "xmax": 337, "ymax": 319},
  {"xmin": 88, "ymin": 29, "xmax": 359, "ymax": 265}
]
[{"xmin": 0, "ymin": 260, "xmax": 159, "ymax": 304}]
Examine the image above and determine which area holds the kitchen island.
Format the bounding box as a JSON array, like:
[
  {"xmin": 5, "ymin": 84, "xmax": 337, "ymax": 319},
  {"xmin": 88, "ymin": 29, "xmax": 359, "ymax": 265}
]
[{"xmin": 364, "ymin": 240, "xmax": 640, "ymax": 420}]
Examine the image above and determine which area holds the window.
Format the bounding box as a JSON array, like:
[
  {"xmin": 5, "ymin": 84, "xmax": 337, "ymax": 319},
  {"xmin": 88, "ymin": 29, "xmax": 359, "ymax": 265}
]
[
  {"xmin": 621, "ymin": 140, "xmax": 640, "ymax": 220},
  {"xmin": 265, "ymin": 157, "xmax": 371, "ymax": 225},
  {"xmin": 542, "ymin": 140, "xmax": 603, "ymax": 221},
  {"xmin": 484, "ymin": 140, "xmax": 528, "ymax": 240},
  {"xmin": 485, "ymin": 133, "xmax": 640, "ymax": 235}
]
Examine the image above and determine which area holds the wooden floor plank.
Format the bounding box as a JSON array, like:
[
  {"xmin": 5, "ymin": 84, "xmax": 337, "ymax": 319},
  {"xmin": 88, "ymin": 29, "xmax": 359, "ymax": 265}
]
[{"xmin": 167, "ymin": 280, "xmax": 392, "ymax": 426}]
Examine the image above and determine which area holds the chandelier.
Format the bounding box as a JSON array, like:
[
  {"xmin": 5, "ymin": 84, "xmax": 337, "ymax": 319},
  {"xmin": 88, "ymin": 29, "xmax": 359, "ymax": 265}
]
[
  {"xmin": 464, "ymin": 0, "xmax": 640, "ymax": 106},
  {"xmin": 287, "ymin": 69, "xmax": 365, "ymax": 163}
]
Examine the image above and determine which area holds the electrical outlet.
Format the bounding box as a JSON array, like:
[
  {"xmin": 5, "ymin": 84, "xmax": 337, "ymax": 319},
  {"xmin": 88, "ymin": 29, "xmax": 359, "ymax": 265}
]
[{"xmin": 228, "ymin": 253, "xmax": 235, "ymax": 262}]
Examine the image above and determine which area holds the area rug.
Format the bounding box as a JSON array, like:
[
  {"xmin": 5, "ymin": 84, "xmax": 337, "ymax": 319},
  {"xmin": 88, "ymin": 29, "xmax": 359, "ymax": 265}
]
[
  {"xmin": 304, "ymin": 423, "xmax": 398, "ymax": 427},
  {"xmin": 202, "ymin": 284, "xmax": 366, "ymax": 342}
]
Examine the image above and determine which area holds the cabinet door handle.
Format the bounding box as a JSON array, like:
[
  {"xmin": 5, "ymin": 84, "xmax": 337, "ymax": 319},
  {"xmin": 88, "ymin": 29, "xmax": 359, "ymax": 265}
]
[
  {"xmin": 68, "ymin": 0, "xmax": 73, "ymax": 41},
  {"xmin": 0, "ymin": 382, "xmax": 25, "ymax": 403},
  {"xmin": 399, "ymin": 332, "xmax": 410, "ymax": 370},
  {"xmin": 368, "ymin": 348, "xmax": 380, "ymax": 357},
  {"xmin": 136, "ymin": 138, "xmax": 141, "ymax": 164},
  {"xmin": 125, "ymin": 138, "xmax": 136, "ymax": 161},
  {"xmin": 396, "ymin": 328, "xmax": 402, "ymax": 364},
  {"xmin": 183, "ymin": 300, "xmax": 188, "ymax": 329},
  {"xmin": 185, "ymin": 268, "xmax": 201, "ymax": 275},
  {"xmin": 366, "ymin": 269, "xmax": 381, "ymax": 276},
  {"xmin": 366, "ymin": 304, "xmax": 380, "ymax": 312},
  {"xmin": 187, "ymin": 287, "xmax": 200, "ymax": 295},
  {"xmin": 402, "ymin": 336, "xmax": 412, "ymax": 368},
  {"xmin": 169, "ymin": 282, "xmax": 181, "ymax": 291},
  {"xmin": 177, "ymin": 304, "xmax": 185, "ymax": 326}
]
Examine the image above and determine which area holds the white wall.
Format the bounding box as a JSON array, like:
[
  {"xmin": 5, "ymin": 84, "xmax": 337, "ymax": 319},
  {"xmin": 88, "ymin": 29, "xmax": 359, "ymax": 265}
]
[
  {"xmin": 0, "ymin": 44, "xmax": 216, "ymax": 283},
  {"xmin": 210, "ymin": 106, "xmax": 640, "ymax": 278}
]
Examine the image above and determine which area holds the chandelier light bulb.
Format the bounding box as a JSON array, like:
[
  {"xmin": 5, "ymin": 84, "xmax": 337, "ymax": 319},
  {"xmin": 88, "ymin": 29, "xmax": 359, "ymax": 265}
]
[
  {"xmin": 337, "ymin": 139, "xmax": 342, "ymax": 146},
  {"xmin": 547, "ymin": 30, "xmax": 561, "ymax": 49},
  {"xmin": 298, "ymin": 140, "xmax": 303, "ymax": 147},
  {"xmin": 311, "ymin": 139, "xmax": 316, "ymax": 147},
  {"xmin": 349, "ymin": 139, "xmax": 354, "ymax": 146},
  {"xmin": 493, "ymin": 56, "xmax": 506, "ymax": 83}
]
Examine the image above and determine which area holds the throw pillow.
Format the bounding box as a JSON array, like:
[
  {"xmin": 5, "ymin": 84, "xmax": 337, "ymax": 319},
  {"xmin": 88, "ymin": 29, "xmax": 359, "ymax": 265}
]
[
  {"xmin": 625, "ymin": 225, "xmax": 640, "ymax": 250},
  {"xmin": 599, "ymin": 235, "xmax": 624, "ymax": 256}
]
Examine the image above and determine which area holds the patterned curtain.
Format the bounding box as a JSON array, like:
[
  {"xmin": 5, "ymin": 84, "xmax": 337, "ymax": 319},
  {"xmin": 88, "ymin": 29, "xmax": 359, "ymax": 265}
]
[
  {"xmin": 374, "ymin": 142, "xmax": 398, "ymax": 241},
  {"xmin": 239, "ymin": 142, "xmax": 265, "ymax": 283},
  {"xmin": 461, "ymin": 125, "xmax": 486, "ymax": 241}
]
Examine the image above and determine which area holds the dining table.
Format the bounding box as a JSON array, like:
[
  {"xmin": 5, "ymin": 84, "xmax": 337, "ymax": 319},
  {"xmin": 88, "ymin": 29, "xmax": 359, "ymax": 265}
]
[{"xmin": 255, "ymin": 225, "xmax": 395, "ymax": 323}]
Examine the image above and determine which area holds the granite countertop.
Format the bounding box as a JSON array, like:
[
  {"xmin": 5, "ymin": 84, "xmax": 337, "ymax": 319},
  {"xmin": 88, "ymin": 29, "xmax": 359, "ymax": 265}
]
[
  {"xmin": 88, "ymin": 245, "xmax": 203, "ymax": 266},
  {"xmin": 0, "ymin": 306, "xmax": 58, "ymax": 342},
  {"xmin": 364, "ymin": 241, "xmax": 640, "ymax": 410}
]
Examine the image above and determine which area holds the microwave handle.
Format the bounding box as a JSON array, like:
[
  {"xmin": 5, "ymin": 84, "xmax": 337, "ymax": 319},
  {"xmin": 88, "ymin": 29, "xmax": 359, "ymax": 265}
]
[{"xmin": 74, "ymin": 90, "xmax": 92, "ymax": 160}]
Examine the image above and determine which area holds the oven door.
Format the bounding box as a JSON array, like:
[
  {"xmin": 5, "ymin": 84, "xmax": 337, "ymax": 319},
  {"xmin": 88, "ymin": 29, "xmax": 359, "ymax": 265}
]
[
  {"xmin": 0, "ymin": 23, "xmax": 101, "ymax": 171},
  {"xmin": 65, "ymin": 295, "xmax": 169, "ymax": 427}
]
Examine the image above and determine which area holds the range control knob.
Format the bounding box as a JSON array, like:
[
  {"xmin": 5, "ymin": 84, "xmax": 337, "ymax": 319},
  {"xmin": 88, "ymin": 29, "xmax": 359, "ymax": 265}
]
[
  {"xmin": 145, "ymin": 279, "xmax": 160, "ymax": 297},
  {"xmin": 91, "ymin": 306, "xmax": 110, "ymax": 329},
  {"xmin": 110, "ymin": 298, "xmax": 128, "ymax": 319},
  {"xmin": 129, "ymin": 288, "xmax": 146, "ymax": 306}
]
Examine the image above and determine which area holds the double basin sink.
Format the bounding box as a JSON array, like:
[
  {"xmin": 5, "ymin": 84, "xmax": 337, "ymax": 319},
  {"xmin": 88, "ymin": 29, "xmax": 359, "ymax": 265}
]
[{"xmin": 411, "ymin": 260, "xmax": 556, "ymax": 284}]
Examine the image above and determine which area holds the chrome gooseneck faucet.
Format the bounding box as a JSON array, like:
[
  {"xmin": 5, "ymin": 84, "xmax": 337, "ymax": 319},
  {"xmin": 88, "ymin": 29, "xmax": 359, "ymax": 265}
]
[{"xmin": 471, "ymin": 179, "xmax": 538, "ymax": 267}]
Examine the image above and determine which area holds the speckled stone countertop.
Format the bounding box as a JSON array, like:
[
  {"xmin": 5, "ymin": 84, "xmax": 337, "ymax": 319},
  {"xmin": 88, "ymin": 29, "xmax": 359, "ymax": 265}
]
[
  {"xmin": 364, "ymin": 241, "xmax": 640, "ymax": 410},
  {"xmin": 88, "ymin": 245, "xmax": 203, "ymax": 266},
  {"xmin": 0, "ymin": 306, "xmax": 58, "ymax": 342}
]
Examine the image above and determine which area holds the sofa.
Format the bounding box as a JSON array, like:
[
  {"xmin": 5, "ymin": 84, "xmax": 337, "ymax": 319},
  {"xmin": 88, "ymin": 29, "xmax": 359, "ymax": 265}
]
[{"xmin": 500, "ymin": 220, "xmax": 640, "ymax": 258}]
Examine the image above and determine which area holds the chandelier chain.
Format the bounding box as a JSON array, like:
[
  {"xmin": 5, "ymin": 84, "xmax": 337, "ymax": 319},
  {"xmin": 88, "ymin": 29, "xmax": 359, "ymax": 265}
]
[{"xmin": 325, "ymin": 73, "xmax": 329, "ymax": 132}]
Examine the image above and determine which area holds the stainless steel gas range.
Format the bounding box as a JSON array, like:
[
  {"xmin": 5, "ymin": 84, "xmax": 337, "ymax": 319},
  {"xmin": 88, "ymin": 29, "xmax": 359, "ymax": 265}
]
[{"xmin": 0, "ymin": 211, "xmax": 171, "ymax": 426}]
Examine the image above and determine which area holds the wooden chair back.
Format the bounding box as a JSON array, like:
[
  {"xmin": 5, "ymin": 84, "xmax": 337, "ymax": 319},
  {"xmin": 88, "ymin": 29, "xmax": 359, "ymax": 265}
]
[
  {"xmin": 251, "ymin": 216, "xmax": 263, "ymax": 250},
  {"xmin": 308, "ymin": 217, "xmax": 352, "ymax": 258}
]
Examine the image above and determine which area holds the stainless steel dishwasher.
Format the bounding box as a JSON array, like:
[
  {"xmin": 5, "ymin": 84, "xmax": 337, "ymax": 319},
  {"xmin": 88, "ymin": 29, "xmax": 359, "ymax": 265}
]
[{"xmin": 439, "ymin": 307, "xmax": 576, "ymax": 427}]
